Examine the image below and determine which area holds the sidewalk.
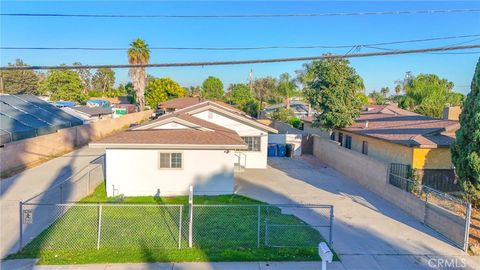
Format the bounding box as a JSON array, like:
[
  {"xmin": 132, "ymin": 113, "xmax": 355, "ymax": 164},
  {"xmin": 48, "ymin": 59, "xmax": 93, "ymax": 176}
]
[
  {"xmin": 0, "ymin": 146, "xmax": 105, "ymax": 259},
  {"xmin": 2, "ymin": 260, "xmax": 344, "ymax": 270},
  {"xmin": 2, "ymin": 256, "xmax": 480, "ymax": 270}
]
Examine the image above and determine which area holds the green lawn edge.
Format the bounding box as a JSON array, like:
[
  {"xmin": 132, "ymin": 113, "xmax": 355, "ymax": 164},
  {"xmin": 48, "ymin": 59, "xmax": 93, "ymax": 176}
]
[{"xmin": 8, "ymin": 183, "xmax": 339, "ymax": 264}]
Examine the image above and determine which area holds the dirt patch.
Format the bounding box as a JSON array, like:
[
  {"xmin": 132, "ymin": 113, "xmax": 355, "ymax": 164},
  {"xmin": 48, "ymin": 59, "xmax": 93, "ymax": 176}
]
[{"xmin": 469, "ymin": 208, "xmax": 480, "ymax": 254}]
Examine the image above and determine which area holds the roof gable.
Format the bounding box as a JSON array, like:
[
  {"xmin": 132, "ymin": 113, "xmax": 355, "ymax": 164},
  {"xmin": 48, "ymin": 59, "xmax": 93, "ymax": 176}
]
[{"xmin": 181, "ymin": 102, "xmax": 277, "ymax": 133}]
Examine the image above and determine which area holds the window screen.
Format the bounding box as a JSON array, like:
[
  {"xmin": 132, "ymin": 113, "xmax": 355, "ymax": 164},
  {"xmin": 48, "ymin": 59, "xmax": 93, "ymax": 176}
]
[
  {"xmin": 241, "ymin": 136, "xmax": 261, "ymax": 151},
  {"xmin": 171, "ymin": 153, "xmax": 182, "ymax": 168},
  {"xmin": 362, "ymin": 141, "xmax": 368, "ymax": 155},
  {"xmin": 345, "ymin": 135, "xmax": 352, "ymax": 149},
  {"xmin": 330, "ymin": 132, "xmax": 335, "ymax": 141},
  {"xmin": 159, "ymin": 152, "xmax": 183, "ymax": 169}
]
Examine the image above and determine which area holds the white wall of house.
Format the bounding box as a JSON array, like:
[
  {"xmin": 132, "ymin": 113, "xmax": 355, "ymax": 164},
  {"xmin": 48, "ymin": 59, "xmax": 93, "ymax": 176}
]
[
  {"xmin": 153, "ymin": 122, "xmax": 191, "ymax": 129},
  {"xmin": 105, "ymin": 148, "xmax": 235, "ymax": 197},
  {"xmin": 192, "ymin": 110, "xmax": 269, "ymax": 168}
]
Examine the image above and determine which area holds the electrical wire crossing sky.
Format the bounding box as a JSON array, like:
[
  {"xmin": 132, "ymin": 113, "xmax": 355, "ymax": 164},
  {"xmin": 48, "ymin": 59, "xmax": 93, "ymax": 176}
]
[{"xmin": 1, "ymin": 1, "xmax": 479, "ymax": 94}]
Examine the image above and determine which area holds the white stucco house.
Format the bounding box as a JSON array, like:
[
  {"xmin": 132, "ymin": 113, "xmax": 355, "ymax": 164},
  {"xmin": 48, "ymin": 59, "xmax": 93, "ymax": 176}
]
[{"xmin": 90, "ymin": 100, "xmax": 277, "ymax": 196}]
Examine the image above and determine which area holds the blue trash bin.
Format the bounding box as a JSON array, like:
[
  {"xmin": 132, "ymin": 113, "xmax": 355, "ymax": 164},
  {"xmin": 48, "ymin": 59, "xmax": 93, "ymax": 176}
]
[
  {"xmin": 277, "ymin": 144, "xmax": 286, "ymax": 157},
  {"xmin": 268, "ymin": 144, "xmax": 277, "ymax": 157}
]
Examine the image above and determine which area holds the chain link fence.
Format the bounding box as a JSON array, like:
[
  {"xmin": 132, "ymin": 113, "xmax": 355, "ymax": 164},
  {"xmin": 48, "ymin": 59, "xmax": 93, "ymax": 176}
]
[
  {"xmin": 389, "ymin": 167, "xmax": 472, "ymax": 251},
  {"xmin": 19, "ymin": 202, "xmax": 333, "ymax": 252}
]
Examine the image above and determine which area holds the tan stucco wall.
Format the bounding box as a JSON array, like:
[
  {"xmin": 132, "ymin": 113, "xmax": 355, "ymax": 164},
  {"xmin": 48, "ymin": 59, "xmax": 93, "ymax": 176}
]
[
  {"xmin": 332, "ymin": 130, "xmax": 414, "ymax": 165},
  {"xmin": 303, "ymin": 122, "xmax": 331, "ymax": 138},
  {"xmin": 0, "ymin": 110, "xmax": 153, "ymax": 175},
  {"xmin": 412, "ymin": 148, "xmax": 453, "ymax": 169}
]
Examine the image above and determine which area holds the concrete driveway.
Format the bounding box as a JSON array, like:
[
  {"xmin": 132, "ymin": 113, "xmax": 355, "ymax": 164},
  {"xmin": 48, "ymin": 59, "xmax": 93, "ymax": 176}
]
[
  {"xmin": 235, "ymin": 157, "xmax": 480, "ymax": 270},
  {"xmin": 0, "ymin": 146, "xmax": 105, "ymax": 259}
]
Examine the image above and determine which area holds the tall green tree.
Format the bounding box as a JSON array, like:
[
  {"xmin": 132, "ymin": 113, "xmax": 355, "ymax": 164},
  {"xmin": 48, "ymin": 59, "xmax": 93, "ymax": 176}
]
[
  {"xmin": 394, "ymin": 84, "xmax": 402, "ymax": 96},
  {"xmin": 399, "ymin": 74, "xmax": 464, "ymax": 118},
  {"xmin": 145, "ymin": 77, "xmax": 188, "ymax": 108},
  {"xmin": 380, "ymin": 87, "xmax": 390, "ymax": 98},
  {"xmin": 188, "ymin": 85, "xmax": 202, "ymax": 97},
  {"xmin": 225, "ymin": 83, "xmax": 253, "ymax": 110},
  {"xmin": 39, "ymin": 69, "xmax": 87, "ymax": 104},
  {"xmin": 128, "ymin": 38, "xmax": 150, "ymax": 110},
  {"xmin": 0, "ymin": 59, "xmax": 40, "ymax": 94},
  {"xmin": 369, "ymin": 91, "xmax": 386, "ymax": 105},
  {"xmin": 253, "ymin": 77, "xmax": 277, "ymax": 111},
  {"xmin": 277, "ymin": 73, "xmax": 297, "ymax": 109},
  {"xmin": 451, "ymin": 59, "xmax": 480, "ymax": 194},
  {"xmin": 201, "ymin": 76, "xmax": 224, "ymax": 100},
  {"xmin": 302, "ymin": 57, "xmax": 364, "ymax": 130},
  {"xmin": 92, "ymin": 68, "xmax": 116, "ymax": 92},
  {"xmin": 73, "ymin": 62, "xmax": 92, "ymax": 94}
]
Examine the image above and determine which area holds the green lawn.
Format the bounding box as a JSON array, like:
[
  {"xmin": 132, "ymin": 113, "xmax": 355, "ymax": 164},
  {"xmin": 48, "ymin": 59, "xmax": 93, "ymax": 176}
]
[{"xmin": 9, "ymin": 184, "xmax": 337, "ymax": 264}]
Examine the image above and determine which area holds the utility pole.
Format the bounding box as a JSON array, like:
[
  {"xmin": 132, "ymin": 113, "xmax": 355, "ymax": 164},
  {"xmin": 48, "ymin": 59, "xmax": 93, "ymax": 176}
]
[
  {"xmin": 0, "ymin": 77, "xmax": 4, "ymax": 94},
  {"xmin": 249, "ymin": 68, "xmax": 254, "ymax": 93}
]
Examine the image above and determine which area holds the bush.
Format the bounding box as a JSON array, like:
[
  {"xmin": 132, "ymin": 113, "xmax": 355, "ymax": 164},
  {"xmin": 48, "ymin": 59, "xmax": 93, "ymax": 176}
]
[
  {"xmin": 270, "ymin": 107, "xmax": 296, "ymax": 122},
  {"xmin": 289, "ymin": 117, "xmax": 302, "ymax": 129}
]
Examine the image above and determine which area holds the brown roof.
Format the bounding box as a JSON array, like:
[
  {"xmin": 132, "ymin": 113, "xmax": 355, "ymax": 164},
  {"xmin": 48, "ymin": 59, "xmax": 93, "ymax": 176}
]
[
  {"xmin": 90, "ymin": 96, "xmax": 130, "ymax": 105},
  {"xmin": 91, "ymin": 111, "xmax": 248, "ymax": 149},
  {"xmin": 90, "ymin": 98, "xmax": 277, "ymax": 149},
  {"xmin": 304, "ymin": 104, "xmax": 459, "ymax": 148},
  {"xmin": 91, "ymin": 129, "xmax": 246, "ymax": 149},
  {"xmin": 159, "ymin": 97, "xmax": 203, "ymax": 110}
]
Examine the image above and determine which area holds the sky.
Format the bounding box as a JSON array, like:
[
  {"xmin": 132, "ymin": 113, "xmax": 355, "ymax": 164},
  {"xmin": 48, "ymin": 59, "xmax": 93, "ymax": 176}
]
[{"xmin": 1, "ymin": 1, "xmax": 480, "ymax": 94}]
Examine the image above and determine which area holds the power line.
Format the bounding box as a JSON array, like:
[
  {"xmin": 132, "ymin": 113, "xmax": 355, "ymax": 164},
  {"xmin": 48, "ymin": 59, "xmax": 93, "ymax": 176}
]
[
  {"xmin": 2, "ymin": 34, "xmax": 479, "ymax": 51},
  {"xmin": 1, "ymin": 44, "xmax": 479, "ymax": 71},
  {"xmin": 2, "ymin": 9, "xmax": 480, "ymax": 18}
]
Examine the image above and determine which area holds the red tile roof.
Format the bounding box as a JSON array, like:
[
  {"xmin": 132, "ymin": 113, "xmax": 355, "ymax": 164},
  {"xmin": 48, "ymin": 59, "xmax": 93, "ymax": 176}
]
[{"xmin": 304, "ymin": 104, "xmax": 459, "ymax": 148}]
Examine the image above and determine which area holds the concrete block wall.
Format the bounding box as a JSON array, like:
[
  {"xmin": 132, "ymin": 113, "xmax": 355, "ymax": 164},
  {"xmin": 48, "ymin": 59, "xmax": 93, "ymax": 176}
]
[{"xmin": 0, "ymin": 110, "xmax": 153, "ymax": 175}]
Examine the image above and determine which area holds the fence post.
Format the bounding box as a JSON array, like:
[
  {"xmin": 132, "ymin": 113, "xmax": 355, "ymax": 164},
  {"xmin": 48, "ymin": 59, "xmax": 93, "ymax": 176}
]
[
  {"xmin": 19, "ymin": 201, "xmax": 23, "ymax": 250},
  {"xmin": 59, "ymin": 183, "xmax": 63, "ymax": 204},
  {"xmin": 178, "ymin": 205, "xmax": 183, "ymax": 249},
  {"xmin": 87, "ymin": 163, "xmax": 91, "ymax": 195},
  {"xmin": 188, "ymin": 186, "xmax": 193, "ymax": 248},
  {"xmin": 463, "ymin": 203, "xmax": 472, "ymax": 252},
  {"xmin": 96, "ymin": 204, "xmax": 103, "ymax": 250},
  {"xmin": 423, "ymin": 190, "xmax": 429, "ymax": 225},
  {"xmin": 329, "ymin": 205, "xmax": 334, "ymax": 246},
  {"xmin": 257, "ymin": 205, "xmax": 261, "ymax": 248}
]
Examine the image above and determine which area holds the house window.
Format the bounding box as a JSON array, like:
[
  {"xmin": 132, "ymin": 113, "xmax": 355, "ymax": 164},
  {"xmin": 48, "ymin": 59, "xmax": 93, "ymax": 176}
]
[
  {"xmin": 330, "ymin": 132, "xmax": 335, "ymax": 141},
  {"xmin": 159, "ymin": 152, "xmax": 183, "ymax": 169},
  {"xmin": 338, "ymin": 133, "xmax": 343, "ymax": 146},
  {"xmin": 241, "ymin": 136, "xmax": 261, "ymax": 151},
  {"xmin": 362, "ymin": 141, "xmax": 368, "ymax": 155},
  {"xmin": 345, "ymin": 135, "xmax": 352, "ymax": 149}
]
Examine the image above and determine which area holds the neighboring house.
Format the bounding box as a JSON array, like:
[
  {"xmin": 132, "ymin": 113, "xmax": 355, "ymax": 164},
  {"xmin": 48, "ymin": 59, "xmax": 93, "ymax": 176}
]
[
  {"xmin": 90, "ymin": 100, "xmax": 277, "ymax": 196},
  {"xmin": 0, "ymin": 94, "xmax": 83, "ymax": 144},
  {"xmin": 260, "ymin": 100, "xmax": 312, "ymax": 119},
  {"xmin": 303, "ymin": 104, "xmax": 460, "ymax": 190},
  {"xmin": 63, "ymin": 106, "xmax": 113, "ymax": 123}
]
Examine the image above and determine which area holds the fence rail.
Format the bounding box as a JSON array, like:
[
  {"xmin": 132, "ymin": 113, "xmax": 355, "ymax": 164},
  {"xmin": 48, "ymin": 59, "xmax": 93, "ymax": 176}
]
[
  {"xmin": 19, "ymin": 201, "xmax": 333, "ymax": 252},
  {"xmin": 388, "ymin": 165, "xmax": 471, "ymax": 251}
]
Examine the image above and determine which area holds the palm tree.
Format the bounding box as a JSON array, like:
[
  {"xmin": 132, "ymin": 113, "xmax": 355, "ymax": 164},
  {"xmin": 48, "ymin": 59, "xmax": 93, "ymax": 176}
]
[
  {"xmin": 278, "ymin": 73, "xmax": 297, "ymax": 109},
  {"xmin": 128, "ymin": 39, "xmax": 150, "ymax": 111},
  {"xmin": 380, "ymin": 87, "xmax": 390, "ymax": 98},
  {"xmin": 394, "ymin": 84, "xmax": 402, "ymax": 96}
]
